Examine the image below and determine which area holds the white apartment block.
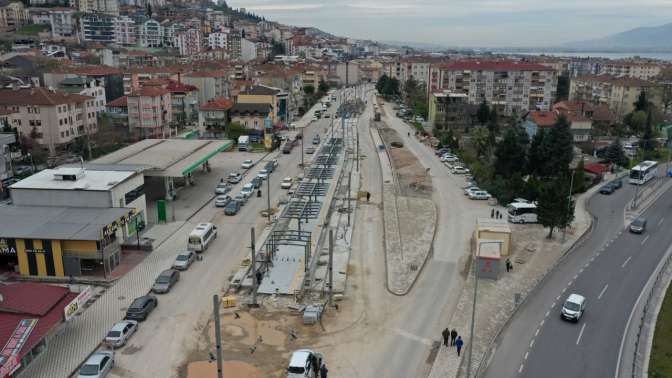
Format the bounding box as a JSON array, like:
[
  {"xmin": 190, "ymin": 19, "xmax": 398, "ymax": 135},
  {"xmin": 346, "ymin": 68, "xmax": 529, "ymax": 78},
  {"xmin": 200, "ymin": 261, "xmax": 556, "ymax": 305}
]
[
  {"xmin": 127, "ymin": 87, "xmax": 172, "ymax": 139},
  {"xmin": 173, "ymin": 28, "xmax": 202, "ymax": 56},
  {"xmin": 114, "ymin": 15, "xmax": 135, "ymax": 45},
  {"xmin": 207, "ymin": 31, "xmax": 228, "ymax": 50},
  {"xmin": 138, "ymin": 19, "xmax": 163, "ymax": 48},
  {"xmin": 69, "ymin": 0, "xmax": 118, "ymax": 16},
  {"xmin": 597, "ymin": 62, "xmax": 662, "ymax": 81},
  {"xmin": 49, "ymin": 8, "xmax": 75, "ymax": 38},
  {"xmin": 434, "ymin": 61, "xmax": 558, "ymax": 115}
]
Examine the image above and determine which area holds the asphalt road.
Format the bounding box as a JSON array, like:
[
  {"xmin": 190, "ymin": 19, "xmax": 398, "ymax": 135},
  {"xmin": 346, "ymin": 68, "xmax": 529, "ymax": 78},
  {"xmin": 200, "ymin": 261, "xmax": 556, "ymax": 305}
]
[
  {"xmin": 108, "ymin": 96, "xmax": 343, "ymax": 378},
  {"xmin": 482, "ymin": 178, "xmax": 672, "ymax": 378}
]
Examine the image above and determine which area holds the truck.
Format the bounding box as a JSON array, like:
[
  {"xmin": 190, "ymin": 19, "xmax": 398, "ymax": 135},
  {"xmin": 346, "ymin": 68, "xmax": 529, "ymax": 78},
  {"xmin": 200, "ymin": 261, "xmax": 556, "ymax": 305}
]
[{"xmin": 238, "ymin": 135, "xmax": 250, "ymax": 151}]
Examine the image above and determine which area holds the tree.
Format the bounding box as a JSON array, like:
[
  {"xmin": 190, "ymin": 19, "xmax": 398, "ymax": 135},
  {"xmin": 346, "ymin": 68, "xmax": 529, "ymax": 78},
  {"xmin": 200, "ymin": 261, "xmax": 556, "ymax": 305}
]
[
  {"xmin": 303, "ymin": 85, "xmax": 315, "ymax": 95},
  {"xmin": 494, "ymin": 128, "xmax": 526, "ymax": 178},
  {"xmin": 270, "ymin": 41, "xmax": 285, "ymax": 57},
  {"xmin": 470, "ymin": 127, "xmax": 491, "ymax": 158},
  {"xmin": 604, "ymin": 139, "xmax": 629, "ymax": 167},
  {"xmin": 641, "ymin": 110, "xmax": 655, "ymax": 152},
  {"xmin": 226, "ymin": 122, "xmax": 248, "ymax": 141},
  {"xmin": 573, "ymin": 159, "xmax": 586, "ymax": 193},
  {"xmin": 634, "ymin": 90, "xmax": 648, "ymax": 112},
  {"xmin": 626, "ymin": 110, "xmax": 647, "ymax": 133},
  {"xmin": 318, "ymin": 79, "xmax": 329, "ymax": 95},
  {"xmin": 548, "ymin": 114, "xmax": 574, "ymax": 175},
  {"xmin": 527, "ymin": 128, "xmax": 548, "ymax": 177},
  {"xmin": 657, "ymin": 68, "xmax": 672, "ymax": 114},
  {"xmin": 556, "ymin": 74, "xmax": 570, "ymax": 101},
  {"xmin": 477, "ymin": 100, "xmax": 490, "ymax": 125},
  {"xmin": 537, "ymin": 175, "xmax": 575, "ymax": 239},
  {"xmin": 487, "ymin": 107, "xmax": 499, "ymax": 140},
  {"xmin": 146, "ymin": 3, "xmax": 152, "ymax": 16}
]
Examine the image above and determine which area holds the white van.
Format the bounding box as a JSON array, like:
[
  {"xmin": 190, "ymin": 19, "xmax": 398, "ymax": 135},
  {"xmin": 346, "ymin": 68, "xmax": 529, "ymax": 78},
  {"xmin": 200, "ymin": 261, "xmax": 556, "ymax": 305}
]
[
  {"xmin": 187, "ymin": 223, "xmax": 217, "ymax": 252},
  {"xmin": 561, "ymin": 293, "xmax": 586, "ymax": 322},
  {"xmin": 287, "ymin": 349, "xmax": 323, "ymax": 378}
]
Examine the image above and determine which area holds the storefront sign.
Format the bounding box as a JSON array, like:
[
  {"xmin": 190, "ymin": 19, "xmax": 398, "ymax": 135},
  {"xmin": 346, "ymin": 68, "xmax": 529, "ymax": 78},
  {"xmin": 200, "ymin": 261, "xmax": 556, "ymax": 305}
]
[
  {"xmin": 0, "ymin": 239, "xmax": 16, "ymax": 255},
  {"xmin": 25, "ymin": 247, "xmax": 45, "ymax": 254},
  {"xmin": 0, "ymin": 355, "xmax": 19, "ymax": 378},
  {"xmin": 64, "ymin": 286, "xmax": 92, "ymax": 321}
]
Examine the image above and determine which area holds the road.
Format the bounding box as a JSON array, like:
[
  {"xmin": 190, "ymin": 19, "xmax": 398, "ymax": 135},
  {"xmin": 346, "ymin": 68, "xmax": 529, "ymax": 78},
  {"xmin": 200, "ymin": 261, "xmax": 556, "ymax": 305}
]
[{"xmin": 482, "ymin": 178, "xmax": 672, "ymax": 378}]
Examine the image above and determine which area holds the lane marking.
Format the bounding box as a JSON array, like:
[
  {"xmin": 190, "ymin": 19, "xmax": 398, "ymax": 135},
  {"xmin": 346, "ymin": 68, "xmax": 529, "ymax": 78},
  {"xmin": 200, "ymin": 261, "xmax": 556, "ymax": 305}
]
[
  {"xmin": 524, "ymin": 351, "xmax": 529, "ymax": 360},
  {"xmin": 519, "ymin": 364, "xmax": 524, "ymax": 373},
  {"xmin": 573, "ymin": 274, "xmax": 578, "ymax": 280},
  {"xmin": 540, "ymin": 319, "xmax": 545, "ymax": 327},
  {"xmin": 556, "ymin": 295, "xmax": 561, "ymax": 301},
  {"xmin": 576, "ymin": 323, "xmax": 587, "ymax": 345},
  {"xmin": 535, "ymin": 329, "xmax": 540, "ymax": 337},
  {"xmin": 551, "ymin": 301, "xmax": 556, "ymax": 308},
  {"xmin": 641, "ymin": 235, "xmax": 650, "ymax": 245},
  {"xmin": 658, "ymin": 217, "xmax": 665, "ymax": 226},
  {"xmin": 579, "ymin": 268, "xmax": 584, "ymax": 273},
  {"xmin": 590, "ymin": 256, "xmax": 595, "ymax": 262},
  {"xmin": 530, "ymin": 340, "xmax": 534, "ymax": 348},
  {"xmin": 598, "ymin": 284, "xmax": 609, "ymax": 300},
  {"xmin": 622, "ymin": 256, "xmax": 632, "ymax": 268},
  {"xmin": 562, "ymin": 287, "xmax": 567, "ymax": 294},
  {"xmin": 393, "ymin": 328, "xmax": 434, "ymax": 346}
]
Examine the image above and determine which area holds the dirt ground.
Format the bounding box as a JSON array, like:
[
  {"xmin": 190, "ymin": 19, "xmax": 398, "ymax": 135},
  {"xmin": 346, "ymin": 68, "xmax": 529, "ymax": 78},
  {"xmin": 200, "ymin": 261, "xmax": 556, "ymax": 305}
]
[{"xmin": 377, "ymin": 127, "xmax": 433, "ymax": 198}]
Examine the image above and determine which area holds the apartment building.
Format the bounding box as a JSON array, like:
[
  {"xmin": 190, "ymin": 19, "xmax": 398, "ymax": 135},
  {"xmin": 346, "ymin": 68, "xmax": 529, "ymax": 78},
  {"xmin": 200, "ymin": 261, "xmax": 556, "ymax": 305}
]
[
  {"xmin": 113, "ymin": 15, "xmax": 135, "ymax": 45},
  {"xmin": 597, "ymin": 62, "xmax": 662, "ymax": 81},
  {"xmin": 48, "ymin": 8, "xmax": 75, "ymax": 38},
  {"xmin": 58, "ymin": 77, "xmax": 106, "ymax": 115},
  {"xmin": 183, "ymin": 70, "xmax": 230, "ymax": 104},
  {"xmin": 237, "ymin": 84, "xmax": 288, "ymax": 124},
  {"xmin": 0, "ymin": 87, "xmax": 98, "ymax": 154},
  {"xmin": 173, "ymin": 28, "xmax": 202, "ymax": 56},
  {"xmin": 198, "ymin": 97, "xmax": 233, "ymax": 136},
  {"xmin": 69, "ymin": 0, "xmax": 118, "ymax": 15},
  {"xmin": 126, "ymin": 86, "xmax": 172, "ymax": 139},
  {"xmin": 208, "ymin": 31, "xmax": 229, "ymax": 50},
  {"xmin": 431, "ymin": 61, "xmax": 558, "ymax": 115},
  {"xmin": 80, "ymin": 13, "xmax": 115, "ymax": 43},
  {"xmin": 428, "ymin": 90, "xmax": 474, "ymax": 130},
  {"xmin": 0, "ymin": 0, "xmax": 29, "ymax": 32},
  {"xmin": 569, "ymin": 75, "xmax": 660, "ymax": 118},
  {"xmin": 138, "ymin": 19, "xmax": 163, "ymax": 48}
]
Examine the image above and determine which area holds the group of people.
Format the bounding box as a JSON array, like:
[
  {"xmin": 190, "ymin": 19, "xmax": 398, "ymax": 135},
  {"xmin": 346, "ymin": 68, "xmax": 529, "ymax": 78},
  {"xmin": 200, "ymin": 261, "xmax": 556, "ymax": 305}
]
[
  {"xmin": 310, "ymin": 354, "xmax": 328, "ymax": 378},
  {"xmin": 490, "ymin": 208, "xmax": 503, "ymax": 219},
  {"xmin": 442, "ymin": 328, "xmax": 464, "ymax": 356}
]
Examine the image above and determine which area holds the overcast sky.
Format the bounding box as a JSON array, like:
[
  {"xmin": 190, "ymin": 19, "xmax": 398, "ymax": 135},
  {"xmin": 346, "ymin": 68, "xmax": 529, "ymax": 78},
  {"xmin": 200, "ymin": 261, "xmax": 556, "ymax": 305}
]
[{"xmin": 226, "ymin": 0, "xmax": 672, "ymax": 47}]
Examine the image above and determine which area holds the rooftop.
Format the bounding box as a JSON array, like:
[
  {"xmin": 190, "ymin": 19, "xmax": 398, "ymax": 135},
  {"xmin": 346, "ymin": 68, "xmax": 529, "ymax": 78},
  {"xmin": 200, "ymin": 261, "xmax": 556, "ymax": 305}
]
[
  {"xmin": 10, "ymin": 167, "xmax": 136, "ymax": 191},
  {"xmin": 106, "ymin": 95, "xmax": 128, "ymax": 108},
  {"xmin": 199, "ymin": 97, "xmax": 233, "ymax": 111},
  {"xmin": 230, "ymin": 102, "xmax": 272, "ymax": 116},
  {"xmin": 240, "ymin": 84, "xmax": 281, "ymax": 96},
  {"xmin": 442, "ymin": 60, "xmax": 555, "ymax": 72},
  {"xmin": 0, "ymin": 87, "xmax": 92, "ymax": 106},
  {"xmin": 0, "ymin": 283, "xmax": 69, "ymax": 316}
]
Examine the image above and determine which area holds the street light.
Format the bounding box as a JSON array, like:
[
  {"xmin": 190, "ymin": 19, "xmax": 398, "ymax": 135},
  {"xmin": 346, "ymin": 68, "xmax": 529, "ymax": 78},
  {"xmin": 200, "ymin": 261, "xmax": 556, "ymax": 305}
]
[
  {"xmin": 266, "ymin": 169, "xmax": 271, "ymax": 223},
  {"xmin": 562, "ymin": 168, "xmax": 576, "ymax": 243}
]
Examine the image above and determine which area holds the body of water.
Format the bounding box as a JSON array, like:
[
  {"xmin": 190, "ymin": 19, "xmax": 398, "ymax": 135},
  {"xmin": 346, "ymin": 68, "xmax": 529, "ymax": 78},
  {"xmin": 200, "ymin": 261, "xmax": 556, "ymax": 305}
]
[{"xmin": 501, "ymin": 51, "xmax": 672, "ymax": 61}]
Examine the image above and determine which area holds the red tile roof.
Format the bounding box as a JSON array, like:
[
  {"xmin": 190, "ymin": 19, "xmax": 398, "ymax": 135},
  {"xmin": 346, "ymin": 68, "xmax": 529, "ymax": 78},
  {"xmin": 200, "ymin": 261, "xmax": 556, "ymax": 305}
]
[
  {"xmin": 129, "ymin": 87, "xmax": 170, "ymax": 97},
  {"xmin": 442, "ymin": 60, "xmax": 554, "ymax": 72},
  {"xmin": 0, "ymin": 87, "xmax": 92, "ymax": 106},
  {"xmin": 529, "ymin": 111, "xmax": 558, "ymax": 127},
  {"xmin": 166, "ymin": 80, "xmax": 198, "ymax": 93},
  {"xmin": 574, "ymin": 74, "xmax": 653, "ymax": 87},
  {"xmin": 584, "ymin": 163, "xmax": 608, "ymax": 175},
  {"xmin": 0, "ymin": 283, "xmax": 69, "ymax": 316},
  {"xmin": 186, "ymin": 70, "xmax": 229, "ymax": 78},
  {"xmin": 199, "ymin": 97, "xmax": 233, "ymax": 111},
  {"xmin": 106, "ymin": 95, "xmax": 127, "ymax": 107},
  {"xmin": 60, "ymin": 65, "xmax": 121, "ymax": 76}
]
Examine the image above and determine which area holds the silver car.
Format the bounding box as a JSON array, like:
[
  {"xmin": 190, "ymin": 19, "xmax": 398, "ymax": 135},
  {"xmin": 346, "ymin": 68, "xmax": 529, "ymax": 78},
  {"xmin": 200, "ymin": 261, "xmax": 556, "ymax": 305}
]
[
  {"xmin": 78, "ymin": 350, "xmax": 114, "ymax": 378},
  {"xmin": 173, "ymin": 250, "xmax": 195, "ymax": 270},
  {"xmin": 151, "ymin": 269, "xmax": 180, "ymax": 294},
  {"xmin": 105, "ymin": 320, "xmax": 138, "ymax": 348},
  {"xmin": 215, "ymin": 195, "xmax": 231, "ymax": 207},
  {"xmin": 214, "ymin": 182, "xmax": 231, "ymax": 195}
]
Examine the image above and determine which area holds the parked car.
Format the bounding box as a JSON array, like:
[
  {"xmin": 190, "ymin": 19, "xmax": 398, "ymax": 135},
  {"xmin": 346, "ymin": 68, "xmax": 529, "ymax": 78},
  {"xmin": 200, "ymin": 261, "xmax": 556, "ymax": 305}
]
[
  {"xmin": 452, "ymin": 166, "xmax": 470, "ymax": 174},
  {"xmin": 14, "ymin": 165, "xmax": 33, "ymax": 177},
  {"xmin": 241, "ymin": 159, "xmax": 254, "ymax": 169},
  {"xmin": 629, "ymin": 217, "xmax": 647, "ymax": 234},
  {"xmin": 105, "ymin": 320, "xmax": 138, "ymax": 348},
  {"xmin": 227, "ymin": 172, "xmax": 242, "ymax": 184},
  {"xmin": 234, "ymin": 193, "xmax": 247, "ymax": 205},
  {"xmin": 468, "ymin": 190, "xmax": 491, "ymax": 200},
  {"xmin": 241, "ymin": 183, "xmax": 255, "ymax": 198},
  {"xmin": 436, "ymin": 148, "xmax": 450, "ymax": 156},
  {"xmin": 464, "ymin": 187, "xmax": 482, "ymax": 196},
  {"xmin": 323, "ymin": 113, "xmax": 331, "ymax": 118},
  {"xmin": 78, "ymin": 351, "xmax": 114, "ymax": 378},
  {"xmin": 312, "ymin": 135, "xmax": 321, "ymax": 145},
  {"xmin": 441, "ymin": 154, "xmax": 458, "ymax": 162},
  {"xmin": 152, "ymin": 269, "xmax": 180, "ymax": 294},
  {"xmin": 214, "ymin": 182, "xmax": 231, "ymax": 195},
  {"xmin": 390, "ymin": 141, "xmax": 403, "ymax": 148},
  {"xmin": 306, "ymin": 147, "xmax": 316, "ymax": 154},
  {"xmin": 287, "ymin": 349, "xmax": 324, "ymax": 378},
  {"xmin": 599, "ymin": 184, "xmax": 615, "ymax": 195},
  {"xmin": 257, "ymin": 169, "xmax": 269, "ymax": 180},
  {"xmin": 173, "ymin": 250, "xmax": 196, "ymax": 270},
  {"xmin": 414, "ymin": 116, "xmax": 425, "ymax": 123},
  {"xmin": 224, "ymin": 200, "xmax": 241, "ymax": 216},
  {"xmin": 265, "ymin": 160, "xmax": 278, "ymax": 173},
  {"xmin": 281, "ymin": 177, "xmax": 293, "ymax": 189},
  {"xmin": 215, "ymin": 195, "xmax": 231, "ymax": 207},
  {"xmin": 125, "ymin": 295, "xmax": 158, "ymax": 321},
  {"xmin": 611, "ymin": 179, "xmax": 623, "ymax": 189},
  {"xmin": 251, "ymin": 177, "xmax": 262, "ymax": 189},
  {"xmin": 561, "ymin": 293, "xmax": 586, "ymax": 322}
]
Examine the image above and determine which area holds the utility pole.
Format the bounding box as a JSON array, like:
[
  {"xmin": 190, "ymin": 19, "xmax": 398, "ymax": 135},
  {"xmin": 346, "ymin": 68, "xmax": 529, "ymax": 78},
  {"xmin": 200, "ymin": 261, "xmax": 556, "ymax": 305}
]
[
  {"xmin": 562, "ymin": 169, "xmax": 576, "ymax": 243},
  {"xmin": 250, "ymin": 227, "xmax": 258, "ymax": 307},
  {"xmin": 356, "ymin": 125, "xmax": 360, "ymax": 172},
  {"xmin": 328, "ymin": 229, "xmax": 334, "ymax": 307},
  {"xmin": 300, "ymin": 127, "xmax": 304, "ymax": 170},
  {"xmin": 266, "ymin": 171, "xmax": 271, "ymax": 223},
  {"xmin": 213, "ymin": 294, "xmax": 223, "ymax": 378},
  {"xmin": 347, "ymin": 172, "xmax": 352, "ymax": 227}
]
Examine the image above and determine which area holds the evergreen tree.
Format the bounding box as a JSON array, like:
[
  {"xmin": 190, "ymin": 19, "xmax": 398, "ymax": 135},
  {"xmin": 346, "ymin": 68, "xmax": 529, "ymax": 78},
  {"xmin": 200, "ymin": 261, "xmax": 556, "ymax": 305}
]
[
  {"xmin": 477, "ymin": 100, "xmax": 490, "ymax": 125},
  {"xmin": 528, "ymin": 128, "xmax": 550, "ymax": 177},
  {"xmin": 146, "ymin": 3, "xmax": 152, "ymax": 16},
  {"xmin": 634, "ymin": 90, "xmax": 648, "ymax": 112},
  {"xmin": 494, "ymin": 128, "xmax": 526, "ymax": 178},
  {"xmin": 604, "ymin": 139, "xmax": 629, "ymax": 167},
  {"xmin": 573, "ymin": 159, "xmax": 586, "ymax": 193},
  {"xmin": 538, "ymin": 175, "xmax": 575, "ymax": 239},
  {"xmin": 548, "ymin": 114, "xmax": 574, "ymax": 175},
  {"xmin": 641, "ymin": 110, "xmax": 655, "ymax": 152},
  {"xmin": 487, "ymin": 107, "xmax": 499, "ymax": 142}
]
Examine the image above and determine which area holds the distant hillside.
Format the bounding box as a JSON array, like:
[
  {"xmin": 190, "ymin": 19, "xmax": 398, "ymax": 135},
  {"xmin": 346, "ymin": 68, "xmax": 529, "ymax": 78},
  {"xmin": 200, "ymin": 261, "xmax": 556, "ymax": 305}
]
[{"xmin": 566, "ymin": 22, "xmax": 672, "ymax": 50}]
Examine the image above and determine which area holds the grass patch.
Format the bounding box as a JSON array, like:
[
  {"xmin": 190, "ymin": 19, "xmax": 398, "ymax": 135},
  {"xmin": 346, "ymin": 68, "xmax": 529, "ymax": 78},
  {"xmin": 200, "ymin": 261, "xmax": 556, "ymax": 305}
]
[
  {"xmin": 16, "ymin": 24, "xmax": 50, "ymax": 35},
  {"xmin": 650, "ymin": 283, "xmax": 672, "ymax": 378}
]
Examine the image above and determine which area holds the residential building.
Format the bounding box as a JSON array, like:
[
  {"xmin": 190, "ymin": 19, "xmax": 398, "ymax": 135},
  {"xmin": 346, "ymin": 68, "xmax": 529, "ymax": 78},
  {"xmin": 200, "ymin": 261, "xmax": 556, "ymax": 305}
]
[
  {"xmin": 57, "ymin": 76, "xmax": 106, "ymax": 116},
  {"xmin": 236, "ymin": 84, "xmax": 288, "ymax": 125},
  {"xmin": 183, "ymin": 70, "xmax": 230, "ymax": 104},
  {"xmin": 524, "ymin": 110, "xmax": 593, "ymax": 143},
  {"xmin": 138, "ymin": 19, "xmax": 163, "ymax": 48},
  {"xmin": 207, "ymin": 31, "xmax": 229, "ymax": 50},
  {"xmin": 48, "ymin": 8, "xmax": 75, "ymax": 39},
  {"xmin": 105, "ymin": 95, "xmax": 127, "ymax": 125},
  {"xmin": 598, "ymin": 62, "xmax": 663, "ymax": 81},
  {"xmin": 142, "ymin": 78, "xmax": 199, "ymax": 125},
  {"xmin": 43, "ymin": 65, "xmax": 123, "ymax": 102},
  {"xmin": 227, "ymin": 30, "xmax": 241, "ymax": 60},
  {"xmin": 0, "ymin": 87, "xmax": 98, "ymax": 154},
  {"xmin": 0, "ymin": 0, "xmax": 29, "ymax": 32},
  {"xmin": 0, "ymin": 132, "xmax": 15, "ymax": 183},
  {"xmin": 80, "ymin": 13, "xmax": 115, "ymax": 43},
  {"xmin": 432, "ymin": 61, "xmax": 558, "ymax": 115},
  {"xmin": 113, "ymin": 15, "xmax": 136, "ymax": 45},
  {"xmin": 229, "ymin": 102, "xmax": 271, "ymax": 130},
  {"xmin": 29, "ymin": 8, "xmax": 50, "ymax": 25},
  {"xmin": 240, "ymin": 38, "xmax": 257, "ymax": 62},
  {"xmin": 126, "ymin": 86, "xmax": 172, "ymax": 139},
  {"xmin": 173, "ymin": 28, "xmax": 202, "ymax": 56},
  {"xmin": 428, "ymin": 90, "xmax": 474, "ymax": 131},
  {"xmin": 569, "ymin": 75, "xmax": 660, "ymax": 119},
  {"xmin": 69, "ymin": 0, "xmax": 118, "ymax": 15},
  {"xmin": 198, "ymin": 97, "xmax": 233, "ymax": 137}
]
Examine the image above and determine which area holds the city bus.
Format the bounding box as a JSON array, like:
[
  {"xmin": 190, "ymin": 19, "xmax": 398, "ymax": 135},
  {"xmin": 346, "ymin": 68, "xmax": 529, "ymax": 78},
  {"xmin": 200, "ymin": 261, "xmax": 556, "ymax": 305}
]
[
  {"xmin": 507, "ymin": 202, "xmax": 538, "ymax": 224},
  {"xmin": 187, "ymin": 223, "xmax": 217, "ymax": 252},
  {"xmin": 629, "ymin": 160, "xmax": 658, "ymax": 185}
]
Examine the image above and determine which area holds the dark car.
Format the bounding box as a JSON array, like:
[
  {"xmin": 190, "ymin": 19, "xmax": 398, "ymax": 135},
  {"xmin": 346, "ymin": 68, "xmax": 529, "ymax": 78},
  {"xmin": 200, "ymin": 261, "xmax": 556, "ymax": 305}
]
[
  {"xmin": 599, "ymin": 184, "xmax": 615, "ymax": 195},
  {"xmin": 251, "ymin": 176, "xmax": 262, "ymax": 189},
  {"xmin": 629, "ymin": 217, "xmax": 647, "ymax": 234},
  {"xmin": 611, "ymin": 179, "xmax": 623, "ymax": 189},
  {"xmin": 125, "ymin": 295, "xmax": 158, "ymax": 321},
  {"xmin": 224, "ymin": 200, "xmax": 241, "ymax": 215},
  {"xmin": 151, "ymin": 269, "xmax": 180, "ymax": 294}
]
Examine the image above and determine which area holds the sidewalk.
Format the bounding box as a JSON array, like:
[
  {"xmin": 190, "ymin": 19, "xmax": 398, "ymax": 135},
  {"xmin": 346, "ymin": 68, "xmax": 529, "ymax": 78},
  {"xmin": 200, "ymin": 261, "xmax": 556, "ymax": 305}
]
[{"xmin": 428, "ymin": 184, "xmax": 597, "ymax": 378}]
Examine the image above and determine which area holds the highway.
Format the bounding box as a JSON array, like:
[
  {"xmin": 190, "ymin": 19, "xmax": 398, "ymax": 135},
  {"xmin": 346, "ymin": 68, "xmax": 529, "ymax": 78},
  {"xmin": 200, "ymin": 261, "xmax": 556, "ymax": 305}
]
[{"xmin": 482, "ymin": 178, "xmax": 672, "ymax": 378}]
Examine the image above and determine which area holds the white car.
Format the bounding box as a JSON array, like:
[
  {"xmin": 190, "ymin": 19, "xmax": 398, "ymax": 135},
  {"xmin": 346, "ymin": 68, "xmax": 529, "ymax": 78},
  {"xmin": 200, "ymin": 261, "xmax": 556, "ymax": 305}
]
[
  {"xmin": 105, "ymin": 321, "xmax": 138, "ymax": 348},
  {"xmin": 468, "ymin": 190, "xmax": 491, "ymax": 200},
  {"xmin": 441, "ymin": 154, "xmax": 458, "ymax": 162},
  {"xmin": 214, "ymin": 182, "xmax": 231, "ymax": 195},
  {"xmin": 241, "ymin": 159, "xmax": 254, "ymax": 169},
  {"xmin": 78, "ymin": 350, "xmax": 114, "ymax": 378},
  {"xmin": 214, "ymin": 194, "xmax": 231, "ymax": 207},
  {"xmin": 452, "ymin": 166, "xmax": 470, "ymax": 174},
  {"xmin": 464, "ymin": 187, "xmax": 481, "ymax": 196},
  {"xmin": 234, "ymin": 193, "xmax": 247, "ymax": 205},
  {"xmin": 257, "ymin": 169, "xmax": 269, "ymax": 180},
  {"xmin": 173, "ymin": 250, "xmax": 196, "ymax": 270},
  {"xmin": 287, "ymin": 349, "xmax": 323, "ymax": 378},
  {"xmin": 281, "ymin": 177, "xmax": 293, "ymax": 189},
  {"xmin": 240, "ymin": 183, "xmax": 255, "ymax": 198},
  {"xmin": 227, "ymin": 172, "xmax": 242, "ymax": 184}
]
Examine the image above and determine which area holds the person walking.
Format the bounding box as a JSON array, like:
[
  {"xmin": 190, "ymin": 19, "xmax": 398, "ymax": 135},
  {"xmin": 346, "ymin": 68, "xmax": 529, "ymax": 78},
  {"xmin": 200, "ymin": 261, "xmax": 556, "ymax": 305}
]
[
  {"xmin": 455, "ymin": 336, "xmax": 464, "ymax": 356},
  {"xmin": 450, "ymin": 329, "xmax": 457, "ymax": 346},
  {"xmin": 366, "ymin": 191, "xmax": 371, "ymax": 202},
  {"xmin": 506, "ymin": 258, "xmax": 513, "ymax": 272},
  {"xmin": 442, "ymin": 328, "xmax": 450, "ymax": 347},
  {"xmin": 320, "ymin": 363, "xmax": 328, "ymax": 378},
  {"xmin": 490, "ymin": 208, "xmax": 494, "ymax": 218}
]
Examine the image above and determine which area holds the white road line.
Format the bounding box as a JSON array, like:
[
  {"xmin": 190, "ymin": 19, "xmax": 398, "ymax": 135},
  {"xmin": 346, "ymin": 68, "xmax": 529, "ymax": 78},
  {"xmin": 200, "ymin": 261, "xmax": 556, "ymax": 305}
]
[
  {"xmin": 524, "ymin": 351, "xmax": 529, "ymax": 360},
  {"xmin": 584, "ymin": 262, "xmax": 590, "ymax": 268},
  {"xmin": 576, "ymin": 323, "xmax": 587, "ymax": 345},
  {"xmin": 551, "ymin": 301, "xmax": 556, "ymax": 308},
  {"xmin": 641, "ymin": 235, "xmax": 650, "ymax": 245},
  {"xmin": 541, "ymin": 319, "xmax": 545, "ymax": 327},
  {"xmin": 598, "ymin": 284, "xmax": 609, "ymax": 300},
  {"xmin": 556, "ymin": 295, "xmax": 561, "ymax": 301},
  {"xmin": 562, "ymin": 287, "xmax": 567, "ymax": 293},
  {"xmin": 579, "ymin": 268, "xmax": 584, "ymax": 273},
  {"xmin": 622, "ymin": 256, "xmax": 632, "ymax": 268},
  {"xmin": 659, "ymin": 217, "xmax": 665, "ymax": 226},
  {"xmin": 519, "ymin": 364, "xmax": 524, "ymax": 373},
  {"xmin": 590, "ymin": 256, "xmax": 595, "ymax": 262},
  {"xmin": 530, "ymin": 340, "xmax": 534, "ymax": 348},
  {"xmin": 573, "ymin": 274, "xmax": 578, "ymax": 280},
  {"xmin": 535, "ymin": 329, "xmax": 540, "ymax": 337}
]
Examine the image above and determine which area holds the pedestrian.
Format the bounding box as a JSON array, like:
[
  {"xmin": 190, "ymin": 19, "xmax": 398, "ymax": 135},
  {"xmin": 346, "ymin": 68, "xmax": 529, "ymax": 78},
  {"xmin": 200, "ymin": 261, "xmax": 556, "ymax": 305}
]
[
  {"xmin": 256, "ymin": 270, "xmax": 263, "ymax": 285},
  {"xmin": 495, "ymin": 210, "xmax": 500, "ymax": 219},
  {"xmin": 311, "ymin": 354, "xmax": 318, "ymax": 374},
  {"xmin": 366, "ymin": 191, "xmax": 371, "ymax": 202},
  {"xmin": 450, "ymin": 329, "xmax": 457, "ymax": 346},
  {"xmin": 498, "ymin": 212, "xmax": 502, "ymax": 220},
  {"xmin": 490, "ymin": 208, "xmax": 494, "ymax": 218},
  {"xmin": 455, "ymin": 336, "xmax": 464, "ymax": 356},
  {"xmin": 320, "ymin": 363, "xmax": 328, "ymax": 378},
  {"xmin": 507, "ymin": 258, "xmax": 513, "ymax": 272},
  {"xmin": 442, "ymin": 328, "xmax": 450, "ymax": 347}
]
